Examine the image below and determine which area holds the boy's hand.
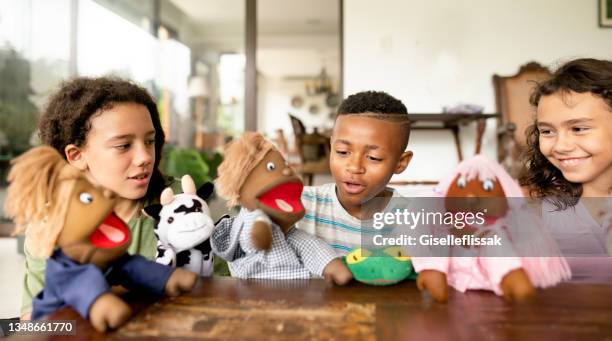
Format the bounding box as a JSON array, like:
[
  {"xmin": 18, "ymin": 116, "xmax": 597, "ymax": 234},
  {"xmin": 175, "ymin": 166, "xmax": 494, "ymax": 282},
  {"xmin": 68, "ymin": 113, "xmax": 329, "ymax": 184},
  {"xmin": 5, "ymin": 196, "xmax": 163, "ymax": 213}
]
[
  {"xmin": 164, "ymin": 268, "xmax": 197, "ymax": 296},
  {"xmin": 323, "ymin": 258, "xmax": 353, "ymax": 285},
  {"xmin": 251, "ymin": 220, "xmax": 273, "ymax": 250},
  {"xmin": 89, "ymin": 293, "xmax": 132, "ymax": 332},
  {"xmin": 416, "ymin": 270, "xmax": 449, "ymax": 303},
  {"xmin": 500, "ymin": 268, "xmax": 536, "ymax": 303}
]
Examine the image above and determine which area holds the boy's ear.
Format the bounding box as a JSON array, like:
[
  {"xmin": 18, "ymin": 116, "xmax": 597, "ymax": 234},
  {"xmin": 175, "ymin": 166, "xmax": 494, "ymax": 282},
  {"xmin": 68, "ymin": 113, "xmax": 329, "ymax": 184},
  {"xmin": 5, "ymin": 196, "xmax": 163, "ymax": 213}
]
[
  {"xmin": 394, "ymin": 151, "xmax": 413, "ymax": 174},
  {"xmin": 65, "ymin": 144, "xmax": 87, "ymax": 171}
]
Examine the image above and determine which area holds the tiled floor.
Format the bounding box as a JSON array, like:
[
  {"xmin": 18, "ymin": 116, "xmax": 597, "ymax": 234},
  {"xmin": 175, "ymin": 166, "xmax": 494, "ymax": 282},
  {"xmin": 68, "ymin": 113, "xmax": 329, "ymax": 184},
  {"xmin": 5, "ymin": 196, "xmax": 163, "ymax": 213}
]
[{"xmin": 0, "ymin": 237, "xmax": 25, "ymax": 319}]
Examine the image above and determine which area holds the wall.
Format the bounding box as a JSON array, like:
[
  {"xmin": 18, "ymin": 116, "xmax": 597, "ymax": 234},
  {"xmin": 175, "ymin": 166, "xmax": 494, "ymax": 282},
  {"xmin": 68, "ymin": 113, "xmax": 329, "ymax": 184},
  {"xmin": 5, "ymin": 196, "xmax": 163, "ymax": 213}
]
[
  {"xmin": 258, "ymin": 75, "xmax": 337, "ymax": 148},
  {"xmin": 257, "ymin": 38, "xmax": 340, "ymax": 142},
  {"xmin": 344, "ymin": 0, "xmax": 612, "ymax": 182}
]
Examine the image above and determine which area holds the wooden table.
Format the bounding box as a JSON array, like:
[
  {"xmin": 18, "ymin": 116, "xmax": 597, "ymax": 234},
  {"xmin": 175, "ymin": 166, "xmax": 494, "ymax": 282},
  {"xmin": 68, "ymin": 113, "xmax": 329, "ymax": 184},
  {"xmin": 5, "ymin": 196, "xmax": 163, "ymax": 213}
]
[
  {"xmin": 387, "ymin": 113, "xmax": 499, "ymax": 186},
  {"xmin": 33, "ymin": 277, "xmax": 612, "ymax": 340},
  {"xmin": 408, "ymin": 113, "xmax": 499, "ymax": 161}
]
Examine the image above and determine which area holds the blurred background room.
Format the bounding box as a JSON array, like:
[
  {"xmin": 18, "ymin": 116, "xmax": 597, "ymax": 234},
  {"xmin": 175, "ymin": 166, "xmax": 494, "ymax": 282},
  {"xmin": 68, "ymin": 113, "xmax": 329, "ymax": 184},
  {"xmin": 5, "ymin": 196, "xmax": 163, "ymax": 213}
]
[{"xmin": 1, "ymin": 0, "xmax": 611, "ymax": 318}]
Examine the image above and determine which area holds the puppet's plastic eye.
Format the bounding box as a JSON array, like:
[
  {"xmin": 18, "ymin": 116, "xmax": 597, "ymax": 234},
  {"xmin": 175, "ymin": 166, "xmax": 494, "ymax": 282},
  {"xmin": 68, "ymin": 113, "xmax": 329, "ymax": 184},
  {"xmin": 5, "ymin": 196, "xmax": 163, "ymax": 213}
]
[
  {"xmin": 167, "ymin": 217, "xmax": 174, "ymax": 224},
  {"xmin": 456, "ymin": 177, "xmax": 467, "ymax": 188},
  {"xmin": 266, "ymin": 162, "xmax": 276, "ymax": 171},
  {"xmin": 79, "ymin": 192, "xmax": 93, "ymax": 204},
  {"xmin": 346, "ymin": 248, "xmax": 371, "ymax": 264},
  {"xmin": 483, "ymin": 179, "xmax": 494, "ymax": 192},
  {"xmin": 383, "ymin": 246, "xmax": 411, "ymax": 261}
]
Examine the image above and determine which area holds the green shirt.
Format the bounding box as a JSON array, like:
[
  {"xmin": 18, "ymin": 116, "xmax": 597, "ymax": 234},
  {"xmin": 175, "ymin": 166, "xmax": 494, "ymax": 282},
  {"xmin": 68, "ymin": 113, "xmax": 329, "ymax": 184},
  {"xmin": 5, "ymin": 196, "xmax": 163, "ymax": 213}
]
[{"xmin": 21, "ymin": 180, "xmax": 229, "ymax": 316}]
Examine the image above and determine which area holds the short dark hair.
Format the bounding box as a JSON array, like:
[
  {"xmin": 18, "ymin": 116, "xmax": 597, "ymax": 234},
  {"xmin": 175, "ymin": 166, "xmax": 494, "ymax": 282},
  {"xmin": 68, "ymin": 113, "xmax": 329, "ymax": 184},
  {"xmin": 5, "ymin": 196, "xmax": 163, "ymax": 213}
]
[
  {"xmin": 38, "ymin": 76, "xmax": 167, "ymax": 202},
  {"xmin": 336, "ymin": 91, "xmax": 410, "ymax": 150},
  {"xmin": 520, "ymin": 58, "xmax": 612, "ymax": 209}
]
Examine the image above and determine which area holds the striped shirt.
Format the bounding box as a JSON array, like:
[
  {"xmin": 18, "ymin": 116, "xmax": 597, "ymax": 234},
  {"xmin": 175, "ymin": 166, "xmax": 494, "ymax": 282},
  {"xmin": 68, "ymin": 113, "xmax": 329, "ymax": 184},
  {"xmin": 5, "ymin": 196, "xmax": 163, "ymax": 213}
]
[{"xmin": 296, "ymin": 183, "xmax": 402, "ymax": 256}]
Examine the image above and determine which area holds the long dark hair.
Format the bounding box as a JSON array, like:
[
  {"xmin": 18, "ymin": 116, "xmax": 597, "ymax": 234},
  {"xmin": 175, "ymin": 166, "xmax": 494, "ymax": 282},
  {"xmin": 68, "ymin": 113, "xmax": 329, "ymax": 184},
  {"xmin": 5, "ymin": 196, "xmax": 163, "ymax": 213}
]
[
  {"xmin": 519, "ymin": 58, "xmax": 612, "ymax": 209},
  {"xmin": 38, "ymin": 76, "xmax": 168, "ymax": 202}
]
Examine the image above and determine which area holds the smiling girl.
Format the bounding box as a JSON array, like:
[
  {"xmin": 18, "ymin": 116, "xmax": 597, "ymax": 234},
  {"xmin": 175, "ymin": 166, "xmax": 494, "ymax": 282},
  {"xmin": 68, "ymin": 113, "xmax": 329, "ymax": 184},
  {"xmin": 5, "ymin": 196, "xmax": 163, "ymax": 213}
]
[
  {"xmin": 520, "ymin": 58, "xmax": 612, "ymax": 282},
  {"xmin": 20, "ymin": 77, "xmax": 170, "ymax": 319}
]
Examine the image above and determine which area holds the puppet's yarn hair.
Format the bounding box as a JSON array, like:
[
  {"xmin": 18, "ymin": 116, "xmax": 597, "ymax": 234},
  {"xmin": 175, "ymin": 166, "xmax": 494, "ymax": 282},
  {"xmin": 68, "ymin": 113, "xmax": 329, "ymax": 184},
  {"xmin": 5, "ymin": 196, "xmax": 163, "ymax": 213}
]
[
  {"xmin": 4, "ymin": 146, "xmax": 83, "ymax": 257},
  {"xmin": 216, "ymin": 132, "xmax": 276, "ymax": 208},
  {"xmin": 434, "ymin": 154, "xmax": 524, "ymax": 197}
]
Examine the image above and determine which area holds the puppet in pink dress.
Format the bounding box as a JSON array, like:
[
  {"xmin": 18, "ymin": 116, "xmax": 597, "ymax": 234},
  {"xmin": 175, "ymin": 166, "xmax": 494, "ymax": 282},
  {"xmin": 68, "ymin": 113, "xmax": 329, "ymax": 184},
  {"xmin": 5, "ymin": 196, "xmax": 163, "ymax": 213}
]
[{"xmin": 412, "ymin": 155, "xmax": 571, "ymax": 302}]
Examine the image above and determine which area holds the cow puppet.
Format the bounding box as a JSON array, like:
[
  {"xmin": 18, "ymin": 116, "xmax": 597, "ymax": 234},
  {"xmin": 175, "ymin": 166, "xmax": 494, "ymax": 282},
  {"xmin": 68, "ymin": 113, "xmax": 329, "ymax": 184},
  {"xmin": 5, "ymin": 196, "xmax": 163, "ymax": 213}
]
[{"xmin": 144, "ymin": 175, "xmax": 215, "ymax": 276}]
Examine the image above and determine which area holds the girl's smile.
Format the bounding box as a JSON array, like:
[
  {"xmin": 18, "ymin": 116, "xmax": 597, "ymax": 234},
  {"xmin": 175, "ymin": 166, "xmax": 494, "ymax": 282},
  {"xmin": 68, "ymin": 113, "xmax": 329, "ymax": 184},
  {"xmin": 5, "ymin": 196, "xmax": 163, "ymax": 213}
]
[{"xmin": 556, "ymin": 156, "xmax": 591, "ymax": 170}]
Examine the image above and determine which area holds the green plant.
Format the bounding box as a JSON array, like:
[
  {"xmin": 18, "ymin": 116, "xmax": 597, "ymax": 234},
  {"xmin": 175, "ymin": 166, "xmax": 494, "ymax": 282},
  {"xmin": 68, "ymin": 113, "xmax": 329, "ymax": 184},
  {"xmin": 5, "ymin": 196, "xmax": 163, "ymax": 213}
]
[
  {"xmin": 200, "ymin": 150, "xmax": 223, "ymax": 179},
  {"xmin": 0, "ymin": 47, "xmax": 39, "ymax": 155},
  {"xmin": 160, "ymin": 146, "xmax": 223, "ymax": 188}
]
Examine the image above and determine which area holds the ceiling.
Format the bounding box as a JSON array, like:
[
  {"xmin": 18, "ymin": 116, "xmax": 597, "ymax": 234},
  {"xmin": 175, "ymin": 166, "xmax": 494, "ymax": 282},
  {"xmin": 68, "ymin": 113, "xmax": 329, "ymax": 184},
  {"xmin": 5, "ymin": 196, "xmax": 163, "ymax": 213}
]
[
  {"xmin": 170, "ymin": 0, "xmax": 339, "ymax": 34},
  {"xmin": 169, "ymin": 0, "xmax": 340, "ymax": 79}
]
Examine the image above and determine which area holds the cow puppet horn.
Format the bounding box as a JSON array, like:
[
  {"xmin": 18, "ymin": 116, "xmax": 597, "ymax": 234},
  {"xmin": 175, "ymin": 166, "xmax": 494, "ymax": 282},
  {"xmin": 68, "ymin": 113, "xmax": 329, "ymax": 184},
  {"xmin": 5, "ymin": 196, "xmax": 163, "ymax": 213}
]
[
  {"xmin": 181, "ymin": 175, "xmax": 196, "ymax": 195},
  {"xmin": 160, "ymin": 187, "xmax": 175, "ymax": 205}
]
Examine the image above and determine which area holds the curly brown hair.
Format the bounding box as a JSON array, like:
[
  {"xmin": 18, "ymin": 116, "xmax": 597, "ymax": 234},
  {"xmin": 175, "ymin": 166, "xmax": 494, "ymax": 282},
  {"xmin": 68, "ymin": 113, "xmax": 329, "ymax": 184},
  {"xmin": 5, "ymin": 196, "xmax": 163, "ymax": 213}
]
[
  {"xmin": 37, "ymin": 76, "xmax": 167, "ymax": 202},
  {"xmin": 519, "ymin": 58, "xmax": 612, "ymax": 209}
]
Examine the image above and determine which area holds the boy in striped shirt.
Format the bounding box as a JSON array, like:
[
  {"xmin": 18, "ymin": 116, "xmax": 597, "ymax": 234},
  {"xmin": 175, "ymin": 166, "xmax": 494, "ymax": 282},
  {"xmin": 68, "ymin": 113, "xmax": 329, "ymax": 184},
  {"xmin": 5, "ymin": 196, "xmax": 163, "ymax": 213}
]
[{"xmin": 296, "ymin": 91, "xmax": 413, "ymax": 255}]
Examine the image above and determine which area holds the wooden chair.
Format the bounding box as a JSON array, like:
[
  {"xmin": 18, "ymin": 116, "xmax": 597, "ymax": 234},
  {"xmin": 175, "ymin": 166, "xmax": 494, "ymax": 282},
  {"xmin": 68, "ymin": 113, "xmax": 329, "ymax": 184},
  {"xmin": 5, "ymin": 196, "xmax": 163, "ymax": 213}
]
[
  {"xmin": 272, "ymin": 129, "xmax": 301, "ymax": 166},
  {"xmin": 288, "ymin": 114, "xmax": 330, "ymax": 185},
  {"xmin": 493, "ymin": 62, "xmax": 551, "ymax": 177}
]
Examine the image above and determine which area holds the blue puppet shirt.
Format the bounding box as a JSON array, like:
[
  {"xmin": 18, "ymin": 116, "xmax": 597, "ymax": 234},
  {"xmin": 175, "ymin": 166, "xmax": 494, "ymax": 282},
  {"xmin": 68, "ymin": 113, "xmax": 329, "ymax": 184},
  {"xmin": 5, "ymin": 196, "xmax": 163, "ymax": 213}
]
[{"xmin": 31, "ymin": 249, "xmax": 174, "ymax": 320}]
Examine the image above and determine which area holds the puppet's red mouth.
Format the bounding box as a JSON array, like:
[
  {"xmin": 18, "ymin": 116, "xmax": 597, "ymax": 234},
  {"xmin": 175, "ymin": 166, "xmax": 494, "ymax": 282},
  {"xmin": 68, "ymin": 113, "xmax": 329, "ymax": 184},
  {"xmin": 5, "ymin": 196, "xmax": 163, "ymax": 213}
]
[
  {"xmin": 90, "ymin": 212, "xmax": 129, "ymax": 248},
  {"xmin": 258, "ymin": 181, "xmax": 304, "ymax": 214}
]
